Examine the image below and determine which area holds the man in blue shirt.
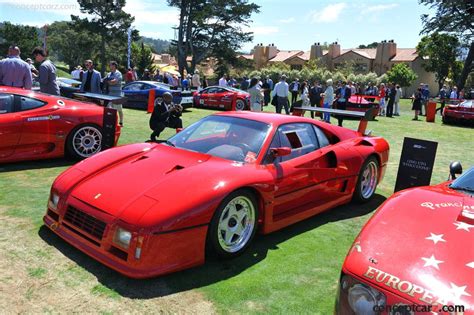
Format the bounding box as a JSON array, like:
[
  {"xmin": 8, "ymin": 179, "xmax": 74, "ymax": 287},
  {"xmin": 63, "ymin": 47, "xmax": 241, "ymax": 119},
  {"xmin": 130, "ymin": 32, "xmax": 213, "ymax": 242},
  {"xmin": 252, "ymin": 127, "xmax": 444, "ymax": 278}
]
[
  {"xmin": 0, "ymin": 45, "xmax": 32, "ymax": 89},
  {"xmin": 420, "ymin": 83, "xmax": 430, "ymax": 115}
]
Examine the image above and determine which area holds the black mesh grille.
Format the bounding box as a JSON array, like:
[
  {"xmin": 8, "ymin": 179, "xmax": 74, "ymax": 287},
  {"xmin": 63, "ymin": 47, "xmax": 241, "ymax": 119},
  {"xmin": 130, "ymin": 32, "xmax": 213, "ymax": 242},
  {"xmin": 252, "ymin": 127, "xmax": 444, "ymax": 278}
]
[{"xmin": 64, "ymin": 206, "xmax": 106, "ymax": 240}]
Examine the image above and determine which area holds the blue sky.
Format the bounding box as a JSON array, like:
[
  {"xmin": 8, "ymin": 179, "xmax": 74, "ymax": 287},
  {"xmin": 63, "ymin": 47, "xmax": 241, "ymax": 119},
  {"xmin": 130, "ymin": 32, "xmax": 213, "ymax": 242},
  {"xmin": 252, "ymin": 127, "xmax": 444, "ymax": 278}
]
[{"xmin": 0, "ymin": 0, "xmax": 435, "ymax": 52}]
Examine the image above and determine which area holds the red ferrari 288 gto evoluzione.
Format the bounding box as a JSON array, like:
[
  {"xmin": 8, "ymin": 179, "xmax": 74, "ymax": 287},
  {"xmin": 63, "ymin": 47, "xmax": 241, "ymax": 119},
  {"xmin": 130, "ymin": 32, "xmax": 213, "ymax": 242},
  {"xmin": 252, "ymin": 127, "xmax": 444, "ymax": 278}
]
[
  {"xmin": 44, "ymin": 111, "xmax": 389, "ymax": 278},
  {"xmin": 0, "ymin": 87, "xmax": 121, "ymax": 163}
]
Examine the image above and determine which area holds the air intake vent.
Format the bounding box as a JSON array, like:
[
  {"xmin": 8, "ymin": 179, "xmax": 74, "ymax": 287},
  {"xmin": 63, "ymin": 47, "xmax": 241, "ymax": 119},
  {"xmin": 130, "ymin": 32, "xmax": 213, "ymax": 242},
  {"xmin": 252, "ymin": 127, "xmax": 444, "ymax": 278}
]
[{"xmin": 64, "ymin": 206, "xmax": 106, "ymax": 240}]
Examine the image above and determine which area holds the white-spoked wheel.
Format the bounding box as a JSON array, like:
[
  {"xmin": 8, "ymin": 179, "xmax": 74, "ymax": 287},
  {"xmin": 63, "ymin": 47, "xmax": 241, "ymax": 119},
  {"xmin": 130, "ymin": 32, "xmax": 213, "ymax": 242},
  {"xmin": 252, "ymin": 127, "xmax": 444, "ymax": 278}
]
[
  {"xmin": 68, "ymin": 125, "xmax": 102, "ymax": 159},
  {"xmin": 353, "ymin": 156, "xmax": 379, "ymax": 203},
  {"xmin": 235, "ymin": 99, "xmax": 246, "ymax": 111},
  {"xmin": 208, "ymin": 190, "xmax": 258, "ymax": 258}
]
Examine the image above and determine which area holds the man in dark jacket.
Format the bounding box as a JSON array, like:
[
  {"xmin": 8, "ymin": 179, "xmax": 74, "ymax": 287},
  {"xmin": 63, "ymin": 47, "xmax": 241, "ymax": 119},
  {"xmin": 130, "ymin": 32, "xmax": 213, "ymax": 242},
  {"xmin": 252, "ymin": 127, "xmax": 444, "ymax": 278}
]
[
  {"xmin": 386, "ymin": 83, "xmax": 396, "ymax": 117},
  {"xmin": 149, "ymin": 92, "xmax": 183, "ymax": 141},
  {"xmin": 335, "ymin": 81, "xmax": 351, "ymax": 126},
  {"xmin": 309, "ymin": 81, "xmax": 323, "ymax": 119}
]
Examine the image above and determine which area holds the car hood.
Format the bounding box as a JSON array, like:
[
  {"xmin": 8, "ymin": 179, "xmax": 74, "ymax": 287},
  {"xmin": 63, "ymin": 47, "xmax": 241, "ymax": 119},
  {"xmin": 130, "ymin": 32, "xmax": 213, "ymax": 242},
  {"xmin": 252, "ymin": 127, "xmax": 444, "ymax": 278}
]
[
  {"xmin": 70, "ymin": 144, "xmax": 255, "ymax": 227},
  {"xmin": 344, "ymin": 184, "xmax": 474, "ymax": 307}
]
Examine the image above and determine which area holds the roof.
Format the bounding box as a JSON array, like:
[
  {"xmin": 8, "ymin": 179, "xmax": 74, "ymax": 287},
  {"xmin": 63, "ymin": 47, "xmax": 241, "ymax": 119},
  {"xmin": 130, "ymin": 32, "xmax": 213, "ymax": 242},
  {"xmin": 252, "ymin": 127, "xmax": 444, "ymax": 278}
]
[
  {"xmin": 391, "ymin": 48, "xmax": 418, "ymax": 62},
  {"xmin": 337, "ymin": 48, "xmax": 377, "ymax": 60},
  {"xmin": 269, "ymin": 50, "xmax": 303, "ymax": 62},
  {"xmin": 238, "ymin": 54, "xmax": 254, "ymax": 60}
]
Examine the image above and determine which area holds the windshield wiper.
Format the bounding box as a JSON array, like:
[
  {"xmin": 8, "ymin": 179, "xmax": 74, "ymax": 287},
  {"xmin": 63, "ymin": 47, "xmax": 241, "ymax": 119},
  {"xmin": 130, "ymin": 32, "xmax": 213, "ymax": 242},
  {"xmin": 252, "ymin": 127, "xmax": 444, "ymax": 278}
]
[{"xmin": 165, "ymin": 140, "xmax": 175, "ymax": 147}]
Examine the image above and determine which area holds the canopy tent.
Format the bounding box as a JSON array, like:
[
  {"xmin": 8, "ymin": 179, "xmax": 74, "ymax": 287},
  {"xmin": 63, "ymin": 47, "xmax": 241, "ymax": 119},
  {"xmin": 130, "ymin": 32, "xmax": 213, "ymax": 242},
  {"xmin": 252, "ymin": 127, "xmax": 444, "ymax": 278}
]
[{"xmin": 159, "ymin": 65, "xmax": 180, "ymax": 76}]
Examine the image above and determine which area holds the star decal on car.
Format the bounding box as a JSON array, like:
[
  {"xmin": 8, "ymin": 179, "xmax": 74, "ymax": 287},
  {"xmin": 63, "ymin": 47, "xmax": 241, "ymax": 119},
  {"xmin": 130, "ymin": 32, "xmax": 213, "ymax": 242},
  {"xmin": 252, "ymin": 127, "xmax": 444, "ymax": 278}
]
[
  {"xmin": 421, "ymin": 254, "xmax": 444, "ymax": 270},
  {"xmin": 425, "ymin": 233, "xmax": 446, "ymax": 244},
  {"xmin": 453, "ymin": 221, "xmax": 474, "ymax": 232}
]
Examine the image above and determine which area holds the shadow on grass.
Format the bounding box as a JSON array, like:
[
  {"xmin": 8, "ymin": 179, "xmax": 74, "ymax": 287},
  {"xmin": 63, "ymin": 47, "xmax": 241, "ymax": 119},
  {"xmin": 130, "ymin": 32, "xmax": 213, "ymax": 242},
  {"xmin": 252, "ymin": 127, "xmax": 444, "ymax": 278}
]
[
  {"xmin": 0, "ymin": 158, "xmax": 75, "ymax": 173},
  {"xmin": 38, "ymin": 193, "xmax": 385, "ymax": 299}
]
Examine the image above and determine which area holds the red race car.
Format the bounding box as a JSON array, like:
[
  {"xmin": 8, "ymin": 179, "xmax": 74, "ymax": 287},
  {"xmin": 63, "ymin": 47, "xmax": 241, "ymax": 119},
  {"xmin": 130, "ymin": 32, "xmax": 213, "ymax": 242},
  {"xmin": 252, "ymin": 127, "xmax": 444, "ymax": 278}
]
[
  {"xmin": 193, "ymin": 86, "xmax": 250, "ymax": 110},
  {"xmin": 443, "ymin": 99, "xmax": 474, "ymax": 125},
  {"xmin": 43, "ymin": 111, "xmax": 389, "ymax": 278},
  {"xmin": 346, "ymin": 95, "xmax": 380, "ymax": 120},
  {"xmin": 0, "ymin": 87, "xmax": 121, "ymax": 163},
  {"xmin": 336, "ymin": 163, "xmax": 474, "ymax": 314}
]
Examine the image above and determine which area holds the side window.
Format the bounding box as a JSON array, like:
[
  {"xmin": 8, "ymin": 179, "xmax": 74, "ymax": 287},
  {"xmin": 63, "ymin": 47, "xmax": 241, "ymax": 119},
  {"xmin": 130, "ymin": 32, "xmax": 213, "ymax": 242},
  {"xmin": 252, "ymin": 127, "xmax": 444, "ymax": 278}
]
[
  {"xmin": 313, "ymin": 125, "xmax": 330, "ymax": 148},
  {"xmin": 20, "ymin": 96, "xmax": 46, "ymax": 111},
  {"xmin": 141, "ymin": 84, "xmax": 152, "ymax": 90},
  {"xmin": 124, "ymin": 83, "xmax": 142, "ymax": 91},
  {"xmin": 0, "ymin": 94, "xmax": 14, "ymax": 114},
  {"xmin": 279, "ymin": 123, "xmax": 318, "ymax": 162}
]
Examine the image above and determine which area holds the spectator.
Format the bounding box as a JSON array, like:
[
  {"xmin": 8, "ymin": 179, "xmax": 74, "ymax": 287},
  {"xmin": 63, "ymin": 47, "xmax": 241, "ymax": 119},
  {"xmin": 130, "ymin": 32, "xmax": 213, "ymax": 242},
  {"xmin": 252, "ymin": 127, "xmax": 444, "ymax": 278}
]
[
  {"xmin": 149, "ymin": 92, "xmax": 183, "ymax": 141},
  {"xmin": 240, "ymin": 76, "xmax": 249, "ymax": 90},
  {"xmin": 349, "ymin": 81, "xmax": 356, "ymax": 95},
  {"xmin": 436, "ymin": 84, "xmax": 448, "ymax": 115},
  {"xmin": 412, "ymin": 87, "xmax": 422, "ymax": 121},
  {"xmin": 71, "ymin": 66, "xmax": 82, "ymax": 81},
  {"xmin": 26, "ymin": 58, "xmax": 38, "ymax": 78},
  {"xmin": 202, "ymin": 75, "xmax": 208, "ymax": 88},
  {"xmin": 421, "ymin": 83, "xmax": 430, "ymax": 115},
  {"xmin": 125, "ymin": 67, "xmax": 134, "ymax": 83},
  {"xmin": 322, "ymin": 79, "xmax": 334, "ymax": 123},
  {"xmin": 132, "ymin": 67, "xmax": 138, "ymax": 81},
  {"xmin": 394, "ymin": 84, "xmax": 402, "ymax": 116},
  {"xmin": 450, "ymin": 86, "xmax": 458, "ymax": 100},
  {"xmin": 309, "ymin": 81, "xmax": 323, "ymax": 119},
  {"xmin": 80, "ymin": 59, "xmax": 102, "ymax": 94},
  {"xmin": 182, "ymin": 75, "xmax": 190, "ymax": 91},
  {"xmin": 386, "ymin": 83, "xmax": 396, "ymax": 118},
  {"xmin": 301, "ymin": 81, "xmax": 310, "ymax": 106},
  {"xmin": 335, "ymin": 81, "xmax": 351, "ymax": 126},
  {"xmin": 104, "ymin": 61, "xmax": 124, "ymax": 126},
  {"xmin": 271, "ymin": 74, "xmax": 290, "ymax": 114},
  {"xmin": 219, "ymin": 74, "xmax": 227, "ymax": 87},
  {"xmin": 379, "ymin": 83, "xmax": 386, "ymax": 116},
  {"xmin": 142, "ymin": 69, "xmax": 151, "ymax": 80},
  {"xmin": 248, "ymin": 77, "xmax": 264, "ymax": 112},
  {"xmin": 228, "ymin": 76, "xmax": 237, "ymax": 87},
  {"xmin": 459, "ymin": 89, "xmax": 465, "ymax": 100},
  {"xmin": 261, "ymin": 76, "xmax": 272, "ymax": 106},
  {"xmin": 192, "ymin": 70, "xmax": 201, "ymax": 90},
  {"xmin": 153, "ymin": 70, "xmax": 163, "ymax": 82},
  {"xmin": 0, "ymin": 45, "xmax": 33, "ymax": 89},
  {"xmin": 289, "ymin": 78, "xmax": 300, "ymax": 105},
  {"xmin": 32, "ymin": 47, "xmax": 60, "ymax": 96}
]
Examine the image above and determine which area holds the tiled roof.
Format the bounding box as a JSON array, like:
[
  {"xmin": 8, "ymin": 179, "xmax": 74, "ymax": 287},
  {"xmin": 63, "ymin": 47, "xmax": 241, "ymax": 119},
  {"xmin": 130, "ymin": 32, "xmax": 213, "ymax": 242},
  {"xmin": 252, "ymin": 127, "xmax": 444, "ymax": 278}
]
[
  {"xmin": 269, "ymin": 50, "xmax": 304, "ymax": 62},
  {"xmin": 238, "ymin": 54, "xmax": 254, "ymax": 60},
  {"xmin": 391, "ymin": 48, "xmax": 418, "ymax": 61}
]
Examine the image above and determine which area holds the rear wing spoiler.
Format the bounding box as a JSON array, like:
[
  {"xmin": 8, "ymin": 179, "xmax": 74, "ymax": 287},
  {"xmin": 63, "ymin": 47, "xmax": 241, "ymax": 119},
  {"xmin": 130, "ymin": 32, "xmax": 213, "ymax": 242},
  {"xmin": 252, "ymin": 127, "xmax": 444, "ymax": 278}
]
[
  {"xmin": 292, "ymin": 106, "xmax": 375, "ymax": 134},
  {"xmin": 73, "ymin": 92, "xmax": 126, "ymax": 105}
]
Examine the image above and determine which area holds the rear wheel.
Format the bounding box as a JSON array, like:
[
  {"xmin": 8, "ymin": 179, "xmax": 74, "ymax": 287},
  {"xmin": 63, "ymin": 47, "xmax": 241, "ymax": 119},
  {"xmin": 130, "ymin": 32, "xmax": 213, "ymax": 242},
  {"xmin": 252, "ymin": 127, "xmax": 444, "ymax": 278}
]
[
  {"xmin": 208, "ymin": 189, "xmax": 258, "ymax": 258},
  {"xmin": 235, "ymin": 99, "xmax": 246, "ymax": 111},
  {"xmin": 66, "ymin": 124, "xmax": 102, "ymax": 159},
  {"xmin": 353, "ymin": 156, "xmax": 379, "ymax": 203}
]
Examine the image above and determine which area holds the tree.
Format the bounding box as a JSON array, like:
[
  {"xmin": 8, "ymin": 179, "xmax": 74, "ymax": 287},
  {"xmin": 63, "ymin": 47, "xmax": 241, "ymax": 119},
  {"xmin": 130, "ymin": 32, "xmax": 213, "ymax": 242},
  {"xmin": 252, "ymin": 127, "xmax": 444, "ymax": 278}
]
[
  {"xmin": 72, "ymin": 0, "xmax": 135, "ymax": 76},
  {"xmin": 167, "ymin": 0, "xmax": 259, "ymax": 76},
  {"xmin": 419, "ymin": 0, "xmax": 473, "ymax": 90},
  {"xmin": 140, "ymin": 37, "xmax": 171, "ymax": 54},
  {"xmin": 416, "ymin": 33, "xmax": 459, "ymax": 89},
  {"xmin": 385, "ymin": 63, "xmax": 418, "ymax": 87},
  {"xmin": 358, "ymin": 42, "xmax": 378, "ymax": 49},
  {"xmin": 47, "ymin": 21, "xmax": 100, "ymax": 72},
  {"xmin": 0, "ymin": 22, "xmax": 41, "ymax": 59},
  {"xmin": 133, "ymin": 42, "xmax": 156, "ymax": 77}
]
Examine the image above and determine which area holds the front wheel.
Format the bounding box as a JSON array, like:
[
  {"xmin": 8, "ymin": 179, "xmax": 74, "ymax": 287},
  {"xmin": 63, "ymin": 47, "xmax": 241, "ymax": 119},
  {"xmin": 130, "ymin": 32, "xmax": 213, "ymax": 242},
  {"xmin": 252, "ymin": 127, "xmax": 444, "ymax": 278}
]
[
  {"xmin": 353, "ymin": 156, "xmax": 379, "ymax": 203},
  {"xmin": 66, "ymin": 124, "xmax": 103, "ymax": 159},
  {"xmin": 235, "ymin": 99, "xmax": 246, "ymax": 111},
  {"xmin": 208, "ymin": 189, "xmax": 258, "ymax": 258}
]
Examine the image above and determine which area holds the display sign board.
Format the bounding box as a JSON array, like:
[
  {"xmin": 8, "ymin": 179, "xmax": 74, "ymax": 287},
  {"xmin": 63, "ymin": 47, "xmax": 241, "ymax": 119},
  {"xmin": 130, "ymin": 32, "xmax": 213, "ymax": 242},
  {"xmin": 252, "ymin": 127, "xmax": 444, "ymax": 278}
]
[
  {"xmin": 102, "ymin": 107, "xmax": 117, "ymax": 150},
  {"xmin": 394, "ymin": 137, "xmax": 438, "ymax": 192}
]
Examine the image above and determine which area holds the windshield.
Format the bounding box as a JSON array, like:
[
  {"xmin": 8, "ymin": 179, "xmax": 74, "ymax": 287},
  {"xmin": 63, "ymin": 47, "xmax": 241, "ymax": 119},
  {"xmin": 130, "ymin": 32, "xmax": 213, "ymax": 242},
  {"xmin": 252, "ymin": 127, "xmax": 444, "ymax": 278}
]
[
  {"xmin": 450, "ymin": 167, "xmax": 474, "ymax": 193},
  {"xmin": 167, "ymin": 115, "xmax": 270, "ymax": 163}
]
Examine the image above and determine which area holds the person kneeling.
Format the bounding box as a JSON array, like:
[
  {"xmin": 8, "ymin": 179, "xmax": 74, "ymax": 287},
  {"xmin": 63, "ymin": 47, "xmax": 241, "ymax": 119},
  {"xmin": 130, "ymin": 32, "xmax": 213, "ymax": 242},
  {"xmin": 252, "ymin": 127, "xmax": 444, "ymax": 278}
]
[{"xmin": 149, "ymin": 92, "xmax": 183, "ymax": 141}]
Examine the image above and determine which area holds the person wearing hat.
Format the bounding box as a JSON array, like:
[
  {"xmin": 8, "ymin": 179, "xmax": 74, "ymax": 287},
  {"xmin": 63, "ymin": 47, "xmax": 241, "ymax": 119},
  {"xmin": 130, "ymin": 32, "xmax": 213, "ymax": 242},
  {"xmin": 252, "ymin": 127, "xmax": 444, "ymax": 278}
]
[{"xmin": 25, "ymin": 57, "xmax": 38, "ymax": 78}]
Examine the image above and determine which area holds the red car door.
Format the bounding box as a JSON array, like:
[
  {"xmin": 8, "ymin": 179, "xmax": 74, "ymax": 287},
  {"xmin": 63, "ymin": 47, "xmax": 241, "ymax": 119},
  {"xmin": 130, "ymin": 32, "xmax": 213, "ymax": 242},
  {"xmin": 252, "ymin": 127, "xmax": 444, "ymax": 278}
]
[
  {"xmin": 217, "ymin": 89, "xmax": 233, "ymax": 110},
  {"xmin": 198, "ymin": 88, "xmax": 213, "ymax": 108},
  {"xmin": 0, "ymin": 93, "xmax": 21, "ymax": 159}
]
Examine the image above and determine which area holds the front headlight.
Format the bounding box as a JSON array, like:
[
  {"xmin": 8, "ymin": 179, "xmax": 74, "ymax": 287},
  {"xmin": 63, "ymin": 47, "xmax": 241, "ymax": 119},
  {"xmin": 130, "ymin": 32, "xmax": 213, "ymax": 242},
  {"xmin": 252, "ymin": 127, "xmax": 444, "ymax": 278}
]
[
  {"xmin": 48, "ymin": 192, "xmax": 60, "ymax": 210},
  {"xmin": 114, "ymin": 227, "xmax": 132, "ymax": 249},
  {"xmin": 338, "ymin": 274, "xmax": 386, "ymax": 315}
]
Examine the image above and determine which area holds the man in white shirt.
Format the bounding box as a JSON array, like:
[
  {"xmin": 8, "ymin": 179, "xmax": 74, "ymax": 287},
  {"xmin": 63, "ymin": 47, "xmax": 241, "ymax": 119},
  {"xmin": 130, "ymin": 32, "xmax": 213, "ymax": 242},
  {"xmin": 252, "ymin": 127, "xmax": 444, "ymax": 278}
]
[
  {"xmin": 272, "ymin": 75, "xmax": 290, "ymax": 114},
  {"xmin": 219, "ymin": 74, "xmax": 228, "ymax": 87}
]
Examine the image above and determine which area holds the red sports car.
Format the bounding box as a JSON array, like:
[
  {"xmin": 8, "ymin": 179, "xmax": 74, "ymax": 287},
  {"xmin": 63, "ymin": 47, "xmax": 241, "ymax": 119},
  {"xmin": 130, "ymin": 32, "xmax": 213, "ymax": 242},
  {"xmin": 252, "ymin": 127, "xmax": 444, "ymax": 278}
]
[
  {"xmin": 336, "ymin": 164, "xmax": 474, "ymax": 314},
  {"xmin": 346, "ymin": 95, "xmax": 380, "ymax": 120},
  {"xmin": 193, "ymin": 86, "xmax": 250, "ymax": 110},
  {"xmin": 443, "ymin": 99, "xmax": 474, "ymax": 125},
  {"xmin": 0, "ymin": 87, "xmax": 121, "ymax": 163},
  {"xmin": 43, "ymin": 111, "xmax": 389, "ymax": 278}
]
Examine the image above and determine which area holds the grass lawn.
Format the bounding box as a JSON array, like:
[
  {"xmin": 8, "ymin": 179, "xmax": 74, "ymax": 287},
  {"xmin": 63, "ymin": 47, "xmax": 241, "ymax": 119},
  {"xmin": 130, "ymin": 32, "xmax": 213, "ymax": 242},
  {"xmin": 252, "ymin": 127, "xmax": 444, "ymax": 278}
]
[{"xmin": 0, "ymin": 99, "xmax": 473, "ymax": 314}]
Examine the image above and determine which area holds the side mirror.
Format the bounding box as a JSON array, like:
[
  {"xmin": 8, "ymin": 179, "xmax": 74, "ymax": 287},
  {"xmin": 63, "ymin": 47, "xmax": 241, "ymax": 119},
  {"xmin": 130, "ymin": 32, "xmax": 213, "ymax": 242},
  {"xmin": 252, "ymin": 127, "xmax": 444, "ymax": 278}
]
[
  {"xmin": 271, "ymin": 147, "xmax": 291, "ymax": 157},
  {"xmin": 449, "ymin": 161, "xmax": 463, "ymax": 180},
  {"xmin": 176, "ymin": 128, "xmax": 183, "ymax": 133}
]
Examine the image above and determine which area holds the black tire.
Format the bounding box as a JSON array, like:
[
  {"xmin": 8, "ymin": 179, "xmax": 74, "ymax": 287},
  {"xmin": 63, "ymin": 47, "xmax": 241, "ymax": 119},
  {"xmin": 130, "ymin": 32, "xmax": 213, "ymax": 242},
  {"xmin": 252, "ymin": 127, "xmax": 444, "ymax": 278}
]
[
  {"xmin": 207, "ymin": 189, "xmax": 258, "ymax": 258},
  {"xmin": 353, "ymin": 156, "xmax": 379, "ymax": 203},
  {"xmin": 235, "ymin": 99, "xmax": 246, "ymax": 111},
  {"xmin": 66, "ymin": 124, "xmax": 103, "ymax": 160}
]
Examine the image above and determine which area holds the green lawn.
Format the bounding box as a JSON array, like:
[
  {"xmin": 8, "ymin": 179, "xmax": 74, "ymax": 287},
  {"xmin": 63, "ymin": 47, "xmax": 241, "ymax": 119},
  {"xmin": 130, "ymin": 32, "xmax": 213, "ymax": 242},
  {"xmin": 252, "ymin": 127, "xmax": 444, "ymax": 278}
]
[{"xmin": 0, "ymin": 99, "xmax": 473, "ymax": 314}]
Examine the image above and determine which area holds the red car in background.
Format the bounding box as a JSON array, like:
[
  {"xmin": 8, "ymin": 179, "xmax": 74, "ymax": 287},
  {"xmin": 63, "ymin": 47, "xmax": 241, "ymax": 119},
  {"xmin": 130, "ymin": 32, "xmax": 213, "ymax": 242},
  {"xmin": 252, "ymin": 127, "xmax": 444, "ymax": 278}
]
[
  {"xmin": 193, "ymin": 86, "xmax": 250, "ymax": 111},
  {"xmin": 346, "ymin": 95, "xmax": 380, "ymax": 120},
  {"xmin": 44, "ymin": 111, "xmax": 389, "ymax": 278},
  {"xmin": 0, "ymin": 87, "xmax": 121, "ymax": 163},
  {"xmin": 336, "ymin": 163, "xmax": 474, "ymax": 314},
  {"xmin": 443, "ymin": 99, "xmax": 474, "ymax": 125}
]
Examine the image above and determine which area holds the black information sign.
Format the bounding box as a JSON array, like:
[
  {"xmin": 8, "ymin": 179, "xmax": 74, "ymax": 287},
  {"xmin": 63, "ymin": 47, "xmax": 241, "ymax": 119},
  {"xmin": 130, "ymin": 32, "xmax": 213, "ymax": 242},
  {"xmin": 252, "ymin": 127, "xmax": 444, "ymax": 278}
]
[
  {"xmin": 102, "ymin": 107, "xmax": 117, "ymax": 150},
  {"xmin": 394, "ymin": 137, "xmax": 438, "ymax": 192}
]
